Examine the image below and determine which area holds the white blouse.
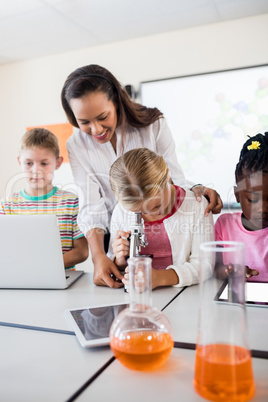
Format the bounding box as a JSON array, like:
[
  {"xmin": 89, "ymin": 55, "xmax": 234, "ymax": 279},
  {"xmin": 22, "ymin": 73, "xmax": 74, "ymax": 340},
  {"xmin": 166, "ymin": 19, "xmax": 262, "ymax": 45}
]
[{"xmin": 67, "ymin": 117, "xmax": 193, "ymax": 235}]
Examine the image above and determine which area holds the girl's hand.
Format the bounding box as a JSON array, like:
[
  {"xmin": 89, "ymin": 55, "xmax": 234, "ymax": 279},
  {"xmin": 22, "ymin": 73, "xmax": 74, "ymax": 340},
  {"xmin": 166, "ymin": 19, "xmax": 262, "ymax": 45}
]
[
  {"xmin": 151, "ymin": 267, "xmax": 160, "ymax": 289},
  {"xmin": 224, "ymin": 264, "xmax": 259, "ymax": 279},
  {"xmin": 151, "ymin": 267, "xmax": 179, "ymax": 289},
  {"xmin": 191, "ymin": 185, "xmax": 223, "ymax": 215},
  {"xmin": 246, "ymin": 266, "xmax": 259, "ymax": 279},
  {"xmin": 122, "ymin": 266, "xmax": 150, "ymax": 293},
  {"xmin": 122, "ymin": 266, "xmax": 130, "ymax": 292},
  {"xmin": 112, "ymin": 230, "xmax": 131, "ymax": 268},
  {"xmin": 122, "ymin": 266, "xmax": 179, "ymax": 291}
]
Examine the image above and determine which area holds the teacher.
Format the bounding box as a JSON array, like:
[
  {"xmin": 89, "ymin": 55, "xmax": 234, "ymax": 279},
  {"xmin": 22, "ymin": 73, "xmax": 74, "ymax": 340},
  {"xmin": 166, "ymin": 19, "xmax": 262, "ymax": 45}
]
[{"xmin": 61, "ymin": 64, "xmax": 222, "ymax": 288}]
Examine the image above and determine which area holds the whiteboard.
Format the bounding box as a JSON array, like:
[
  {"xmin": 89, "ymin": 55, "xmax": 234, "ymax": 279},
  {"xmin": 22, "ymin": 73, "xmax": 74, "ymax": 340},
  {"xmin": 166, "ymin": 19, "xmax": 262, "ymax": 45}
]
[{"xmin": 140, "ymin": 65, "xmax": 268, "ymax": 207}]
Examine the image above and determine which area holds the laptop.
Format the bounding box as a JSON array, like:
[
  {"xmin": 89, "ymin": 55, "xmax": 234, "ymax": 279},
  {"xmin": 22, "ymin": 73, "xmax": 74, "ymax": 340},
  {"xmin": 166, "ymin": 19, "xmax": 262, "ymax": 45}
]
[{"xmin": 0, "ymin": 214, "xmax": 84, "ymax": 289}]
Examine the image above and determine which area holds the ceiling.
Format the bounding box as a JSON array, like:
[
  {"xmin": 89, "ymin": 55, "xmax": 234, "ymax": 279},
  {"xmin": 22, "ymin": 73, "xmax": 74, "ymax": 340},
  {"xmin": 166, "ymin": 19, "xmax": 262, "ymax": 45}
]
[{"xmin": 0, "ymin": 0, "xmax": 268, "ymax": 65}]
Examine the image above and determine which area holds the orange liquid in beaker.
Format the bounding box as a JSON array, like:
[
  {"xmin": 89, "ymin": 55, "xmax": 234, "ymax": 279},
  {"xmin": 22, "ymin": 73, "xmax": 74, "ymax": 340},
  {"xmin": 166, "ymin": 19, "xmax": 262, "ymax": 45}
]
[
  {"xmin": 110, "ymin": 330, "xmax": 174, "ymax": 371},
  {"xmin": 194, "ymin": 344, "xmax": 255, "ymax": 402}
]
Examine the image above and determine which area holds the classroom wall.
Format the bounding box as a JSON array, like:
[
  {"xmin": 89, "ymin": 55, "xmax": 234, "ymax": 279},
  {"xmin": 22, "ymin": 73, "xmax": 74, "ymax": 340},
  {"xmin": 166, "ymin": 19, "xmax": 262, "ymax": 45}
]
[{"xmin": 0, "ymin": 13, "xmax": 267, "ymax": 198}]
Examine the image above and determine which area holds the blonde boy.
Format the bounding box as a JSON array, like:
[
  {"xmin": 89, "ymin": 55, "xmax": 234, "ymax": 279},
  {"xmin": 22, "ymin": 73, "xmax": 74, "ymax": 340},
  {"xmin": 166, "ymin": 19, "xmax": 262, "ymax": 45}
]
[{"xmin": 0, "ymin": 128, "xmax": 88, "ymax": 269}]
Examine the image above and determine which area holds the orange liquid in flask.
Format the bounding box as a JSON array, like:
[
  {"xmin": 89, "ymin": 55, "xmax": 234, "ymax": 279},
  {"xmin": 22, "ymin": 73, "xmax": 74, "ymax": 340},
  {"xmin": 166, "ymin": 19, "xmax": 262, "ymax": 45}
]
[
  {"xmin": 110, "ymin": 330, "xmax": 174, "ymax": 371},
  {"xmin": 194, "ymin": 344, "xmax": 255, "ymax": 401}
]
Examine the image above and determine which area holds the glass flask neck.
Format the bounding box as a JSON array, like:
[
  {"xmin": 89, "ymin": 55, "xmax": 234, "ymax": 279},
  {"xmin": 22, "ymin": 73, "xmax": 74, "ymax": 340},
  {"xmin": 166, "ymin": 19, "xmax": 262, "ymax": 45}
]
[{"xmin": 127, "ymin": 257, "xmax": 152, "ymax": 312}]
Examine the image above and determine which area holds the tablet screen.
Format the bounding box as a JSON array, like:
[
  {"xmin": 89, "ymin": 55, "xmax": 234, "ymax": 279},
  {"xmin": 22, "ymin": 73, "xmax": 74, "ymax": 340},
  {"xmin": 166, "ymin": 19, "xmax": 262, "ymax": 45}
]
[
  {"xmin": 69, "ymin": 303, "xmax": 129, "ymax": 341},
  {"xmin": 216, "ymin": 281, "xmax": 268, "ymax": 306}
]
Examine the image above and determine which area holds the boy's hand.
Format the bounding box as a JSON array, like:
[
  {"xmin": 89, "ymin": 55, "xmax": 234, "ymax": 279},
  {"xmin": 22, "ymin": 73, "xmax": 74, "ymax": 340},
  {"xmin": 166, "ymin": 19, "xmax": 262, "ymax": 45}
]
[
  {"xmin": 246, "ymin": 266, "xmax": 259, "ymax": 279},
  {"xmin": 93, "ymin": 254, "xmax": 124, "ymax": 288},
  {"xmin": 112, "ymin": 230, "xmax": 131, "ymax": 268},
  {"xmin": 63, "ymin": 237, "xmax": 89, "ymax": 268}
]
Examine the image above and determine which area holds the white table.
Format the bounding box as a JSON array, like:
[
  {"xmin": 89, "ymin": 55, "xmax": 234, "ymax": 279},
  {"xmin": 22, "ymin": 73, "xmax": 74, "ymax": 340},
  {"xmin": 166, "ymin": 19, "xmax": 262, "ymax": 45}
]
[
  {"xmin": 163, "ymin": 282, "xmax": 268, "ymax": 353},
  {"xmin": 0, "ymin": 324, "xmax": 113, "ymax": 402},
  {"xmin": 76, "ymin": 348, "xmax": 268, "ymax": 402},
  {"xmin": 1, "ymin": 276, "xmax": 267, "ymax": 401},
  {"xmin": 0, "ymin": 273, "xmax": 182, "ymax": 332}
]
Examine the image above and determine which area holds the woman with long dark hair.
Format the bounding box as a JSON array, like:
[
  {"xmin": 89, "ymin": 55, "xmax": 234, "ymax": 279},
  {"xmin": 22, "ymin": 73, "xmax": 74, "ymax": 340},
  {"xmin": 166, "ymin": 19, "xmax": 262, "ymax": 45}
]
[{"xmin": 61, "ymin": 64, "xmax": 222, "ymax": 288}]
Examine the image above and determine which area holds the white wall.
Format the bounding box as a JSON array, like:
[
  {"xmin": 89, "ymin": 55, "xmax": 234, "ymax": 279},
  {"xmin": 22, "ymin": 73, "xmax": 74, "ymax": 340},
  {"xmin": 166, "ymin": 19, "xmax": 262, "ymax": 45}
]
[{"xmin": 0, "ymin": 13, "xmax": 268, "ymax": 198}]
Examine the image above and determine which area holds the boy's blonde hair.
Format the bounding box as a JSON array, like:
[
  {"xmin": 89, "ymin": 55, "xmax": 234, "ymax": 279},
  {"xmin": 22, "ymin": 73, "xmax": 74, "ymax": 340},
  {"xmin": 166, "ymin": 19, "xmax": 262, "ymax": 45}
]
[
  {"xmin": 19, "ymin": 128, "xmax": 60, "ymax": 158},
  {"xmin": 109, "ymin": 148, "xmax": 169, "ymax": 210}
]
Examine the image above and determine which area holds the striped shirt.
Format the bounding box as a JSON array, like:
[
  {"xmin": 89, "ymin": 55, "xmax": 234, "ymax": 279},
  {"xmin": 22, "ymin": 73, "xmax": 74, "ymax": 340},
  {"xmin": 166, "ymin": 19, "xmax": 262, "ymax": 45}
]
[{"xmin": 0, "ymin": 187, "xmax": 84, "ymax": 255}]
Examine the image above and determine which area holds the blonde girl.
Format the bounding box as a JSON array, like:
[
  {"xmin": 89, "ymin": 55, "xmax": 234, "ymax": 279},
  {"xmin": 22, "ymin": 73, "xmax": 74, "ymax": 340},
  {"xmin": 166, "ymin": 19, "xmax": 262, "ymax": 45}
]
[{"xmin": 109, "ymin": 148, "xmax": 214, "ymax": 289}]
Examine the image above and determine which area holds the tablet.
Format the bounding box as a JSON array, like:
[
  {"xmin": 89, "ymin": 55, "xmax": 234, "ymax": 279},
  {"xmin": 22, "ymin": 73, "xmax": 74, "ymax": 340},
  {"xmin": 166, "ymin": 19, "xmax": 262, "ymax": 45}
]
[
  {"xmin": 64, "ymin": 302, "xmax": 129, "ymax": 347},
  {"xmin": 215, "ymin": 280, "xmax": 268, "ymax": 307}
]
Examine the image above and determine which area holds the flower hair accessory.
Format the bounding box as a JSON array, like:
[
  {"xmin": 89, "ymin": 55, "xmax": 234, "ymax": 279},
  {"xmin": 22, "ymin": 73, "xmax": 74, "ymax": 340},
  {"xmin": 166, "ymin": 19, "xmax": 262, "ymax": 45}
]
[{"xmin": 247, "ymin": 141, "xmax": 261, "ymax": 150}]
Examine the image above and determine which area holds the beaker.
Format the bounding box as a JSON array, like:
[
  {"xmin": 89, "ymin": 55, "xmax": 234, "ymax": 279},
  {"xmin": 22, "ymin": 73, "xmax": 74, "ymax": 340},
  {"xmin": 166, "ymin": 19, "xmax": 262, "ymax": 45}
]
[
  {"xmin": 194, "ymin": 241, "xmax": 255, "ymax": 402},
  {"xmin": 109, "ymin": 257, "xmax": 174, "ymax": 371}
]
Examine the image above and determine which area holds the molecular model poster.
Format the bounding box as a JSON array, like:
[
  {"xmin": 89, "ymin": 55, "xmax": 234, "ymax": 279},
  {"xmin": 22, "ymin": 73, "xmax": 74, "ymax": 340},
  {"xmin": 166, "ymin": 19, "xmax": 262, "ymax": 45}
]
[{"xmin": 141, "ymin": 65, "xmax": 268, "ymax": 207}]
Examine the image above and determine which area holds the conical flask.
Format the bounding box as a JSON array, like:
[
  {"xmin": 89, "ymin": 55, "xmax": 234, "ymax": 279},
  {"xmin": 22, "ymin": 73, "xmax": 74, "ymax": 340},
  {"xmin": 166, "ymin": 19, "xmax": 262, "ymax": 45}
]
[
  {"xmin": 109, "ymin": 257, "xmax": 174, "ymax": 371},
  {"xmin": 194, "ymin": 241, "xmax": 255, "ymax": 401}
]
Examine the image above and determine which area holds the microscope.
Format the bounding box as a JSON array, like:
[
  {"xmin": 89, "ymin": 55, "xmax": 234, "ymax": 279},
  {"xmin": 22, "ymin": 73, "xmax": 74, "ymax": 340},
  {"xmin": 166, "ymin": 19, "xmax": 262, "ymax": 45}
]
[
  {"xmin": 129, "ymin": 212, "xmax": 148, "ymax": 258},
  {"xmin": 122, "ymin": 212, "xmax": 149, "ymax": 292},
  {"xmin": 111, "ymin": 212, "xmax": 148, "ymax": 286}
]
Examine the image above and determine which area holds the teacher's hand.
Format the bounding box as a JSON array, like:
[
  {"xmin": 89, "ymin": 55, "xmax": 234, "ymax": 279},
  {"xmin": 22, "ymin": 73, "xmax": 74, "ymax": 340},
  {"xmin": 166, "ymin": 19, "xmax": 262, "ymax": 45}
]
[
  {"xmin": 93, "ymin": 253, "xmax": 124, "ymax": 288},
  {"xmin": 191, "ymin": 185, "xmax": 223, "ymax": 216}
]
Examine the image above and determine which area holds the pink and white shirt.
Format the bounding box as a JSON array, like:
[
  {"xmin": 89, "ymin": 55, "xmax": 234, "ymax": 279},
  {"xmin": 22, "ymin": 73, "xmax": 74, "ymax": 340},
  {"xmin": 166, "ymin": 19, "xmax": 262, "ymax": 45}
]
[
  {"xmin": 215, "ymin": 212, "xmax": 268, "ymax": 282},
  {"xmin": 141, "ymin": 186, "xmax": 185, "ymax": 270},
  {"xmin": 109, "ymin": 188, "xmax": 214, "ymax": 287}
]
